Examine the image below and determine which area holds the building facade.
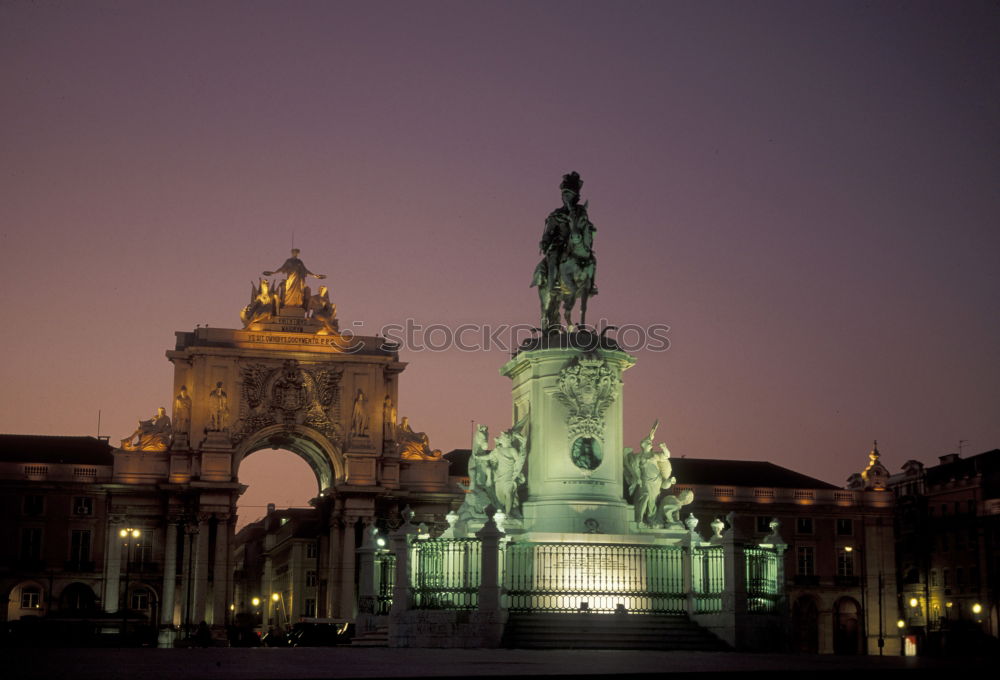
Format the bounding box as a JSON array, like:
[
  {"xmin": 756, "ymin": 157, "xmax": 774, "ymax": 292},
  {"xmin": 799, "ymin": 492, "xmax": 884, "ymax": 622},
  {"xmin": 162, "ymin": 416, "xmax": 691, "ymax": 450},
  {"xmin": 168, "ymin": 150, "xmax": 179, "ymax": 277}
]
[{"xmin": 890, "ymin": 448, "xmax": 999, "ymax": 648}]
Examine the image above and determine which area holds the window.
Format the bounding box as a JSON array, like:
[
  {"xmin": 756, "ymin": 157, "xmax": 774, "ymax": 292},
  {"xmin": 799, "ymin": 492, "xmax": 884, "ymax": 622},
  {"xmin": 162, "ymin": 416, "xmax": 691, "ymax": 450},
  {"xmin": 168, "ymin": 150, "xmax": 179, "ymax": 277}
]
[
  {"xmin": 836, "ymin": 518, "xmax": 853, "ymax": 536},
  {"xmin": 130, "ymin": 588, "xmax": 150, "ymax": 611},
  {"xmin": 20, "ymin": 586, "xmax": 41, "ymax": 609},
  {"xmin": 73, "ymin": 497, "xmax": 94, "ymax": 516},
  {"xmin": 796, "ymin": 518, "xmax": 814, "ymax": 535},
  {"xmin": 305, "ymin": 570, "xmax": 318, "ymax": 587},
  {"xmin": 968, "ymin": 500, "xmax": 977, "ymax": 514},
  {"xmin": 20, "ymin": 527, "xmax": 42, "ymax": 560},
  {"xmin": 304, "ymin": 598, "xmax": 316, "ymax": 618},
  {"xmin": 797, "ymin": 546, "xmax": 815, "ymax": 576},
  {"xmin": 69, "ymin": 529, "xmax": 91, "ymax": 564},
  {"xmin": 930, "ymin": 570, "xmax": 939, "ymax": 587},
  {"xmin": 306, "ymin": 543, "xmax": 318, "ymax": 559},
  {"xmin": 22, "ymin": 495, "xmax": 44, "ymax": 516},
  {"xmin": 943, "ymin": 568, "xmax": 950, "ymax": 587},
  {"xmin": 837, "ymin": 549, "xmax": 855, "ymax": 577},
  {"xmin": 755, "ymin": 516, "xmax": 772, "ymax": 534}
]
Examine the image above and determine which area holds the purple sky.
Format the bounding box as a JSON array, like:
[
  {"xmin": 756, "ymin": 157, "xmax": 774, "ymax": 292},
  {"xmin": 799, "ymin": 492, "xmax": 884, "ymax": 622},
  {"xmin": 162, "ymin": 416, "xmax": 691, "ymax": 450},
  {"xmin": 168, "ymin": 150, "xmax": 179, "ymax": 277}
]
[{"xmin": 2, "ymin": 1, "xmax": 998, "ymax": 526}]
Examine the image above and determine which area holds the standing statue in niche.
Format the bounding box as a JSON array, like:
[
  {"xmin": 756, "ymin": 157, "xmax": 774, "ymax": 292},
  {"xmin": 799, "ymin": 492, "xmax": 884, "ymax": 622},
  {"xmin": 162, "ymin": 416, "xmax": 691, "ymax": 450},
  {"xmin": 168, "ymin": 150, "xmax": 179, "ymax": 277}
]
[
  {"xmin": 351, "ymin": 389, "xmax": 369, "ymax": 437},
  {"xmin": 531, "ymin": 171, "xmax": 597, "ymax": 330},
  {"xmin": 263, "ymin": 248, "xmax": 327, "ymax": 309},
  {"xmin": 208, "ymin": 381, "xmax": 229, "ymax": 431},
  {"xmin": 173, "ymin": 385, "xmax": 192, "ymax": 434},
  {"xmin": 121, "ymin": 407, "xmax": 172, "ymax": 452},
  {"xmin": 382, "ymin": 395, "xmax": 397, "ymax": 441},
  {"xmin": 623, "ymin": 420, "xmax": 677, "ymax": 526}
]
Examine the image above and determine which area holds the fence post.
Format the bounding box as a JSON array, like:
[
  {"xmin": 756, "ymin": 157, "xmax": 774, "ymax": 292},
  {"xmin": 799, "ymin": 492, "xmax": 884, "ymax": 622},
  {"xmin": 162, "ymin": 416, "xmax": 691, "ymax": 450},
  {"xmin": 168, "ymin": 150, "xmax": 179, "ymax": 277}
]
[
  {"xmin": 762, "ymin": 519, "xmax": 788, "ymax": 612},
  {"xmin": 390, "ymin": 507, "xmax": 418, "ymax": 618},
  {"xmin": 476, "ymin": 505, "xmax": 504, "ymax": 613},
  {"xmin": 682, "ymin": 513, "xmax": 701, "ymax": 616},
  {"xmin": 722, "ymin": 512, "xmax": 748, "ymax": 618}
]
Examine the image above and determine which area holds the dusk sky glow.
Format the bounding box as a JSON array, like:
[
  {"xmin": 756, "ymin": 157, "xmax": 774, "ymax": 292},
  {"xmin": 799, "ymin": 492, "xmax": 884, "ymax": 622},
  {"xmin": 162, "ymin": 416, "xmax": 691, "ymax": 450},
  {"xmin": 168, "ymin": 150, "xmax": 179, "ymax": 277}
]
[{"xmin": 2, "ymin": 1, "xmax": 998, "ymax": 526}]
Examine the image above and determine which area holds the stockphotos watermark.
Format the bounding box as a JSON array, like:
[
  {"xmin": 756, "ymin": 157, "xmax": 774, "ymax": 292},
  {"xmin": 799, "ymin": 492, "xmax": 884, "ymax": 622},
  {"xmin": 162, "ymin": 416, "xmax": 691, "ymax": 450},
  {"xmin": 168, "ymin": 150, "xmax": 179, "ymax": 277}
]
[{"xmin": 339, "ymin": 319, "xmax": 670, "ymax": 353}]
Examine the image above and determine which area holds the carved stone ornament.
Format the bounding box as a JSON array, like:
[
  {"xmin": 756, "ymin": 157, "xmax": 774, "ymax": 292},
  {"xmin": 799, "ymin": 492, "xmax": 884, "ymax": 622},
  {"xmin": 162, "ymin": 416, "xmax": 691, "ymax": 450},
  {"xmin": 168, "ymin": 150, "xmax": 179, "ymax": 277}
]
[
  {"xmin": 554, "ymin": 354, "xmax": 620, "ymax": 470},
  {"xmin": 231, "ymin": 359, "xmax": 343, "ymax": 446}
]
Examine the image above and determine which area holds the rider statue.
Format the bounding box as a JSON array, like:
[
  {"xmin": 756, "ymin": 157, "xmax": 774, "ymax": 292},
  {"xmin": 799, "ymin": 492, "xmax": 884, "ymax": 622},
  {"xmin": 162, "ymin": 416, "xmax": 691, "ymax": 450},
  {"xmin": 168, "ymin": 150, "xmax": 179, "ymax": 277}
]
[{"xmin": 531, "ymin": 171, "xmax": 598, "ymax": 331}]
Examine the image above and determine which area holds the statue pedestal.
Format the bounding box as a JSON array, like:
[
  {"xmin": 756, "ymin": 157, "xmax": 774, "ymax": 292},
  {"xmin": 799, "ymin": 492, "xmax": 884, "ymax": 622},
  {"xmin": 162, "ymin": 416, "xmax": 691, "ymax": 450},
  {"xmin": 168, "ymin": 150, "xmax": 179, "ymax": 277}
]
[{"xmin": 501, "ymin": 340, "xmax": 635, "ymax": 535}]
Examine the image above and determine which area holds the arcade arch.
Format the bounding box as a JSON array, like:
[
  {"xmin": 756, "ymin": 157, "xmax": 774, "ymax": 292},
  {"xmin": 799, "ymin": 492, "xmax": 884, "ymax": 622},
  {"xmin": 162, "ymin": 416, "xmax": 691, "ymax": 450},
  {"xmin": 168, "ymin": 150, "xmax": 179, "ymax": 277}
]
[{"xmin": 233, "ymin": 424, "xmax": 344, "ymax": 492}]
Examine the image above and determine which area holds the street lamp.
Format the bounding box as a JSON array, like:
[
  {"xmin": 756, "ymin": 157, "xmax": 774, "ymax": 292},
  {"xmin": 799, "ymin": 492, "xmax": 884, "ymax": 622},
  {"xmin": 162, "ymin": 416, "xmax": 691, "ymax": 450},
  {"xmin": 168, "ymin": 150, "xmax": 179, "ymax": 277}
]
[{"xmin": 119, "ymin": 527, "xmax": 141, "ymax": 640}]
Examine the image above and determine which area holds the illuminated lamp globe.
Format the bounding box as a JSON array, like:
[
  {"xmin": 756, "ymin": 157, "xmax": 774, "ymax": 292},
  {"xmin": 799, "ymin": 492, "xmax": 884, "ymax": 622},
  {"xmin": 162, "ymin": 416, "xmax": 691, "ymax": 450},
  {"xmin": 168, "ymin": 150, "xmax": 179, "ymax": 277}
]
[
  {"xmin": 251, "ymin": 597, "xmax": 261, "ymax": 607},
  {"xmin": 896, "ymin": 620, "xmax": 905, "ymax": 629},
  {"xmin": 972, "ymin": 603, "xmax": 983, "ymax": 615},
  {"xmin": 909, "ymin": 597, "xmax": 918, "ymax": 608},
  {"xmin": 271, "ymin": 593, "xmax": 280, "ymax": 602}
]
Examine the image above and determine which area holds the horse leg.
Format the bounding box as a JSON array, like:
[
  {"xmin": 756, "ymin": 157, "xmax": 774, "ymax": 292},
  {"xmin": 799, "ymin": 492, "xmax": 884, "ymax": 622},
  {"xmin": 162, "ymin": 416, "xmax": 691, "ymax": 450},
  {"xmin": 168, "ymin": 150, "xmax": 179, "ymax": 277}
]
[
  {"xmin": 563, "ymin": 293, "xmax": 575, "ymax": 330},
  {"xmin": 580, "ymin": 291, "xmax": 588, "ymax": 329}
]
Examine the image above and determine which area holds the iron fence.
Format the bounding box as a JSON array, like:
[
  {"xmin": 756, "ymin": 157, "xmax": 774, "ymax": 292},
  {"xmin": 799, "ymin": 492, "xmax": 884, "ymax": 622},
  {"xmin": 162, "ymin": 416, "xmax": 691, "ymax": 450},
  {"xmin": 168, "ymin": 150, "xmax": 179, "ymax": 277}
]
[
  {"xmin": 504, "ymin": 542, "xmax": 686, "ymax": 614},
  {"xmin": 375, "ymin": 550, "xmax": 395, "ymax": 615},
  {"xmin": 692, "ymin": 544, "xmax": 724, "ymax": 613},
  {"xmin": 745, "ymin": 547, "xmax": 780, "ymax": 614},
  {"xmin": 411, "ymin": 538, "xmax": 481, "ymax": 610}
]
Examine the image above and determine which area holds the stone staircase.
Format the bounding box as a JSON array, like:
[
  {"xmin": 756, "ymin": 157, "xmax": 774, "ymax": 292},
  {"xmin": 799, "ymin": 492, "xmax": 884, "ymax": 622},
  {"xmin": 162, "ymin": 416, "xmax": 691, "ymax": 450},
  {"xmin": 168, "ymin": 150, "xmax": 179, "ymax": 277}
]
[
  {"xmin": 503, "ymin": 612, "xmax": 729, "ymax": 651},
  {"xmin": 351, "ymin": 626, "xmax": 389, "ymax": 647}
]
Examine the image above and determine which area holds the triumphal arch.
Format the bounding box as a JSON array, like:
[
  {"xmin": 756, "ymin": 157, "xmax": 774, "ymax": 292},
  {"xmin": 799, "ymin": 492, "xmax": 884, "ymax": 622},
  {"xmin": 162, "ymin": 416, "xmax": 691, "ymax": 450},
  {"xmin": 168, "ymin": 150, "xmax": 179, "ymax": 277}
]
[{"xmin": 109, "ymin": 250, "xmax": 454, "ymax": 645}]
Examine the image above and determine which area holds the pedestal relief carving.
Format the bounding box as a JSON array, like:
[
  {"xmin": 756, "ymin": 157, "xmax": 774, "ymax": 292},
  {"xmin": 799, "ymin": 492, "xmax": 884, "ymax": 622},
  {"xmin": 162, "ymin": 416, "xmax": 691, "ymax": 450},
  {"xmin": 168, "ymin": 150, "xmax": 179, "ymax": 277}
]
[{"xmin": 554, "ymin": 354, "xmax": 620, "ymax": 471}]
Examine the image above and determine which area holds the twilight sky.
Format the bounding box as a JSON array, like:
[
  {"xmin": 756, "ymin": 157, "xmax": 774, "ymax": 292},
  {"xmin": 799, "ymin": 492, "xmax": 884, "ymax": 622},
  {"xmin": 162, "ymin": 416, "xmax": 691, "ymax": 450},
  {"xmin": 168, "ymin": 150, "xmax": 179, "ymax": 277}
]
[{"xmin": 2, "ymin": 1, "xmax": 998, "ymax": 526}]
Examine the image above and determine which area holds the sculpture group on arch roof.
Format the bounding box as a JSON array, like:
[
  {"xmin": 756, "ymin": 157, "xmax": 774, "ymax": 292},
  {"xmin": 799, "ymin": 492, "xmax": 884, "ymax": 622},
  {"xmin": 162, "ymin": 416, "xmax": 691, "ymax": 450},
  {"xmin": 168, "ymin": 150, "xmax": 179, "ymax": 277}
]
[{"xmin": 241, "ymin": 248, "xmax": 338, "ymax": 334}]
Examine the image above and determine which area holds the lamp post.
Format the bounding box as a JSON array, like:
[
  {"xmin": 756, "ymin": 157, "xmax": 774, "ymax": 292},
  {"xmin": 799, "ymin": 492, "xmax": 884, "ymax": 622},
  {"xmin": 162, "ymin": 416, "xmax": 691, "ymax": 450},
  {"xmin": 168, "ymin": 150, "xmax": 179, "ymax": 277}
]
[
  {"xmin": 271, "ymin": 592, "xmax": 284, "ymax": 630},
  {"xmin": 119, "ymin": 527, "xmax": 141, "ymax": 640}
]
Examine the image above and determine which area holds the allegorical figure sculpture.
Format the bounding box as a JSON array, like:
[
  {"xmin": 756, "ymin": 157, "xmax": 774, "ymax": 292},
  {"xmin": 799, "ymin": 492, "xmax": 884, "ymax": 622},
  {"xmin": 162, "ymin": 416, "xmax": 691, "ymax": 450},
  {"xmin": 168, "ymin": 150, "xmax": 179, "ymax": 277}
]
[
  {"xmin": 351, "ymin": 389, "xmax": 369, "ymax": 436},
  {"xmin": 457, "ymin": 413, "xmax": 529, "ymax": 520},
  {"xmin": 660, "ymin": 489, "xmax": 695, "ymax": 527},
  {"xmin": 240, "ymin": 278, "xmax": 279, "ymax": 328},
  {"xmin": 208, "ymin": 381, "xmax": 229, "ymax": 431},
  {"xmin": 121, "ymin": 407, "xmax": 172, "ymax": 452},
  {"xmin": 173, "ymin": 385, "xmax": 192, "ymax": 435},
  {"xmin": 531, "ymin": 171, "xmax": 597, "ymax": 330},
  {"xmin": 263, "ymin": 248, "xmax": 326, "ymax": 308},
  {"xmin": 396, "ymin": 416, "xmax": 442, "ymax": 460},
  {"xmin": 306, "ymin": 285, "xmax": 338, "ymax": 334},
  {"xmin": 624, "ymin": 420, "xmax": 677, "ymax": 526}
]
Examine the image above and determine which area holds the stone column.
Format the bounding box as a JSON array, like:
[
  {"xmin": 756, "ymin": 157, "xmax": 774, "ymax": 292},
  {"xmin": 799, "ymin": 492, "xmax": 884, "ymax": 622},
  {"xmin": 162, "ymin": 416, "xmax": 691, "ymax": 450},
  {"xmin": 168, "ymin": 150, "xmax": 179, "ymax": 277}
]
[
  {"xmin": 340, "ymin": 515, "xmax": 360, "ymax": 618},
  {"xmin": 191, "ymin": 515, "xmax": 210, "ymax": 624},
  {"xmin": 326, "ymin": 520, "xmax": 341, "ymax": 617},
  {"xmin": 355, "ymin": 524, "xmax": 378, "ymax": 634},
  {"xmin": 160, "ymin": 522, "xmax": 178, "ymax": 626},
  {"xmin": 212, "ymin": 516, "xmax": 230, "ymax": 627},
  {"xmin": 103, "ymin": 517, "xmax": 122, "ymax": 613}
]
